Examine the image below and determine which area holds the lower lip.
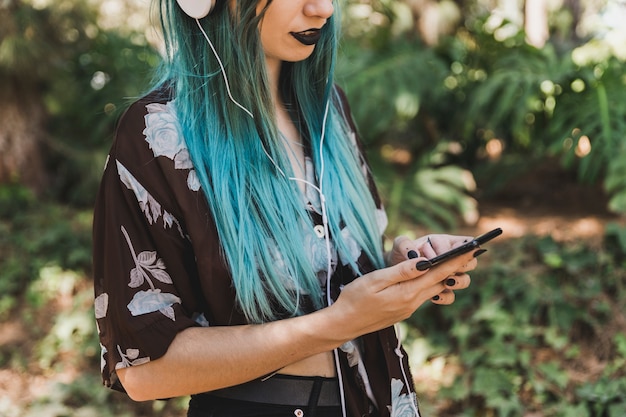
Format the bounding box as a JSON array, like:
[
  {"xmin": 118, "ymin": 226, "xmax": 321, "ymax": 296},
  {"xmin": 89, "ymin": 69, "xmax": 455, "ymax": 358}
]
[{"xmin": 290, "ymin": 31, "xmax": 322, "ymax": 46}]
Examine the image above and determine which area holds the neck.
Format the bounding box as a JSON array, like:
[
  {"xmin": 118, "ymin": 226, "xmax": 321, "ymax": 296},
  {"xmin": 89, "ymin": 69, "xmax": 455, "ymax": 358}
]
[
  {"xmin": 265, "ymin": 57, "xmax": 306, "ymax": 185},
  {"xmin": 265, "ymin": 57, "xmax": 295, "ymax": 139},
  {"xmin": 265, "ymin": 57, "xmax": 282, "ymax": 108}
]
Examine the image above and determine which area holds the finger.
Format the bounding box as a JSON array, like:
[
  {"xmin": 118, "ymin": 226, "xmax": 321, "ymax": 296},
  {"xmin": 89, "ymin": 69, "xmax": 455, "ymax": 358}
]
[
  {"xmin": 431, "ymin": 235, "xmax": 474, "ymax": 253},
  {"xmin": 373, "ymin": 250, "xmax": 475, "ymax": 299},
  {"xmin": 396, "ymin": 236, "xmax": 420, "ymax": 258},
  {"xmin": 419, "ymin": 236, "xmax": 438, "ymax": 259},
  {"xmin": 417, "ymin": 247, "xmax": 474, "ymax": 279},
  {"xmin": 368, "ymin": 257, "xmax": 428, "ymax": 292},
  {"xmin": 456, "ymin": 257, "xmax": 478, "ymax": 273},
  {"xmin": 391, "ymin": 236, "xmax": 421, "ymax": 261},
  {"xmin": 457, "ymin": 247, "xmax": 489, "ymax": 272},
  {"xmin": 443, "ymin": 273, "xmax": 471, "ymax": 290},
  {"xmin": 431, "ymin": 289, "xmax": 455, "ymax": 305}
]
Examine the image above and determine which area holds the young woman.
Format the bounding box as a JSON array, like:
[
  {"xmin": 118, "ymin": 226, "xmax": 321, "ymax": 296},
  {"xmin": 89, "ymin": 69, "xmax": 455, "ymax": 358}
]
[{"xmin": 92, "ymin": 1, "xmax": 482, "ymax": 416}]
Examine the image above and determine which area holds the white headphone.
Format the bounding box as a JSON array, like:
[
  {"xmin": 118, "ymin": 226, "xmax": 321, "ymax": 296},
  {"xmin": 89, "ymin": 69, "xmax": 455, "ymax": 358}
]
[{"xmin": 175, "ymin": 0, "xmax": 216, "ymax": 19}]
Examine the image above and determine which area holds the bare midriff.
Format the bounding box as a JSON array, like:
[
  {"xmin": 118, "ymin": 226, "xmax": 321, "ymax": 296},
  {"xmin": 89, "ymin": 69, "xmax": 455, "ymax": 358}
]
[{"xmin": 278, "ymin": 351, "xmax": 337, "ymax": 377}]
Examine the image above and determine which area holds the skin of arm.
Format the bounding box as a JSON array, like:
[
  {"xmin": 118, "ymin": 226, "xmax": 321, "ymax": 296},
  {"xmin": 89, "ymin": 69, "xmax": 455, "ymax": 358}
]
[{"xmin": 117, "ymin": 249, "xmax": 476, "ymax": 401}]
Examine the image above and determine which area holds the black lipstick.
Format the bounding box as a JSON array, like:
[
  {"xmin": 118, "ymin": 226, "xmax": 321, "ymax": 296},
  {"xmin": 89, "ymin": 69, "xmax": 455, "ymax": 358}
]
[{"xmin": 290, "ymin": 29, "xmax": 322, "ymax": 46}]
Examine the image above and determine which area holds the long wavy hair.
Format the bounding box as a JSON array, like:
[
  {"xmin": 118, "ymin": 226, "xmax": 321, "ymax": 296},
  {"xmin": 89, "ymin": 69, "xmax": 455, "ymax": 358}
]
[{"xmin": 153, "ymin": 0, "xmax": 385, "ymax": 323}]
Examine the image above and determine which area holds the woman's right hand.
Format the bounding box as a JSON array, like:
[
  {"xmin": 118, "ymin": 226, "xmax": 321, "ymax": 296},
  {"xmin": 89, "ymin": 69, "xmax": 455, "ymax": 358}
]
[{"xmin": 327, "ymin": 249, "xmax": 476, "ymax": 338}]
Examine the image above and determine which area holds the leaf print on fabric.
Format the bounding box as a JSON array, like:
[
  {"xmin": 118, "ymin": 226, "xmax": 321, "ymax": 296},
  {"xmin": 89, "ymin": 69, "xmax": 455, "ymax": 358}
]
[
  {"xmin": 115, "ymin": 345, "xmax": 150, "ymax": 370},
  {"xmin": 163, "ymin": 210, "xmax": 185, "ymax": 237},
  {"xmin": 94, "ymin": 293, "xmax": 109, "ymax": 319},
  {"xmin": 127, "ymin": 289, "xmax": 181, "ymax": 319},
  {"xmin": 388, "ymin": 378, "xmax": 420, "ymax": 417},
  {"xmin": 143, "ymin": 100, "xmax": 201, "ymax": 192},
  {"xmin": 121, "ymin": 225, "xmax": 181, "ymax": 321},
  {"xmin": 193, "ymin": 312, "xmax": 210, "ymax": 327},
  {"xmin": 117, "ymin": 161, "xmax": 161, "ymax": 225},
  {"xmin": 117, "ymin": 161, "xmax": 185, "ymax": 238}
]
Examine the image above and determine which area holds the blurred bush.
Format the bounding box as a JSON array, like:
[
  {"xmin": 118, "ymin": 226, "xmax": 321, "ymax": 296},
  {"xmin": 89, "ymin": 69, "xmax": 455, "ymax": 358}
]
[
  {"xmin": 405, "ymin": 231, "xmax": 626, "ymax": 416},
  {"xmin": 337, "ymin": 0, "xmax": 626, "ymax": 232}
]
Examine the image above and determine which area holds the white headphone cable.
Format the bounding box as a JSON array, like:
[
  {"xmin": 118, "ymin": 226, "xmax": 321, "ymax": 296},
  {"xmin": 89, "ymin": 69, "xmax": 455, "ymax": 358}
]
[
  {"xmin": 195, "ymin": 18, "xmax": 254, "ymax": 119},
  {"xmin": 394, "ymin": 323, "xmax": 421, "ymax": 416}
]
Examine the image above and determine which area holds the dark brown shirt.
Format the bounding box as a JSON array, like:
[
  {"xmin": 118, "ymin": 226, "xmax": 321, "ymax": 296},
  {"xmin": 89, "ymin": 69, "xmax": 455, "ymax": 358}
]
[{"xmin": 93, "ymin": 86, "xmax": 419, "ymax": 417}]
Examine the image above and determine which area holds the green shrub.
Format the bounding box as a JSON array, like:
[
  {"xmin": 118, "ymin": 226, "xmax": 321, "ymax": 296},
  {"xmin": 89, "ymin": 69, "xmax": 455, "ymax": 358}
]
[{"xmin": 406, "ymin": 229, "xmax": 626, "ymax": 416}]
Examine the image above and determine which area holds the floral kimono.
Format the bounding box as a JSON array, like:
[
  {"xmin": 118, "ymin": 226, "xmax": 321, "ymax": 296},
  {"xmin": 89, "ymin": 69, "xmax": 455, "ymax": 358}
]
[{"xmin": 93, "ymin": 85, "xmax": 420, "ymax": 417}]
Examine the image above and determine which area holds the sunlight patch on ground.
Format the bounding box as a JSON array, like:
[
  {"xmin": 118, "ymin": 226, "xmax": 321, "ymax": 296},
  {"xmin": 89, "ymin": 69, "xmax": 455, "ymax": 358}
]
[{"xmin": 474, "ymin": 212, "xmax": 610, "ymax": 247}]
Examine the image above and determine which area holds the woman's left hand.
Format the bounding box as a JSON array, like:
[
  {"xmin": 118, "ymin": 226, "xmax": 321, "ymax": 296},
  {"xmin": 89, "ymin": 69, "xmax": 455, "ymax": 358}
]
[{"xmin": 385, "ymin": 234, "xmax": 479, "ymax": 304}]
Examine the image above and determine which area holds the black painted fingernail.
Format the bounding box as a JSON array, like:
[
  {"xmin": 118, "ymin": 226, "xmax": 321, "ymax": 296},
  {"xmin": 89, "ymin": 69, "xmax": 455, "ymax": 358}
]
[
  {"xmin": 446, "ymin": 278, "xmax": 457, "ymax": 287},
  {"xmin": 473, "ymin": 249, "xmax": 488, "ymax": 258},
  {"xmin": 407, "ymin": 250, "xmax": 418, "ymax": 259},
  {"xmin": 415, "ymin": 260, "xmax": 432, "ymax": 271},
  {"xmin": 432, "ymin": 295, "xmax": 440, "ymax": 301}
]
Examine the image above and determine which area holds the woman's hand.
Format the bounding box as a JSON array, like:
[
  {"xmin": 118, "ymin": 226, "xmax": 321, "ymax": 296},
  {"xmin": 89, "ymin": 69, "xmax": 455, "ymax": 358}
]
[
  {"xmin": 386, "ymin": 234, "xmax": 476, "ymax": 265},
  {"xmin": 328, "ymin": 246, "xmax": 478, "ymax": 339},
  {"xmin": 384, "ymin": 234, "xmax": 481, "ymax": 306}
]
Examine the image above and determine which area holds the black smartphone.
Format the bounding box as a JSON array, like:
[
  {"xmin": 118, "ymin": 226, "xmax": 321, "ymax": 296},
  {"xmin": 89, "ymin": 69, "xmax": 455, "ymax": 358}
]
[{"xmin": 416, "ymin": 227, "xmax": 502, "ymax": 270}]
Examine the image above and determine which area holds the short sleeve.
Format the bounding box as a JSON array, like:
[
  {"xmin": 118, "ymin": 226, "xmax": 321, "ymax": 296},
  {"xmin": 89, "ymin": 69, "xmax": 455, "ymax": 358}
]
[{"xmin": 92, "ymin": 95, "xmax": 203, "ymax": 392}]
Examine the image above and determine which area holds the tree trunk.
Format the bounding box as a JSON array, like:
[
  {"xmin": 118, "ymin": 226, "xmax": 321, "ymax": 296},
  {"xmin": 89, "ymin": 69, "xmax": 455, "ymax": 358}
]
[{"xmin": 0, "ymin": 79, "xmax": 47, "ymax": 193}]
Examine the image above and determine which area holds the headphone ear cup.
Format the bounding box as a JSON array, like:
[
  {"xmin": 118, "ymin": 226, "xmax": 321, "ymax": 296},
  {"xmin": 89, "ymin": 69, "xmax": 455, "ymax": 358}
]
[{"xmin": 175, "ymin": 0, "xmax": 216, "ymax": 19}]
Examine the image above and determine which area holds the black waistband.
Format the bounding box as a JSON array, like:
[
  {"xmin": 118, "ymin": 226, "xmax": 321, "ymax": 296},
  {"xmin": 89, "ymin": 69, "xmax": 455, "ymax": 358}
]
[{"xmin": 193, "ymin": 374, "xmax": 341, "ymax": 407}]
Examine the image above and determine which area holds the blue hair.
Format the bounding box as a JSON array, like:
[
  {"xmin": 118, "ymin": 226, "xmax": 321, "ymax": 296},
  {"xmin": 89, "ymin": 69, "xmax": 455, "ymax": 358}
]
[{"xmin": 154, "ymin": 0, "xmax": 385, "ymax": 323}]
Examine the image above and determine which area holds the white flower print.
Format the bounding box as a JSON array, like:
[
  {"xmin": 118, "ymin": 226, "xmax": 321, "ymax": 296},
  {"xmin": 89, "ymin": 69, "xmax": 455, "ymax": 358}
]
[
  {"xmin": 174, "ymin": 148, "xmax": 194, "ymax": 170},
  {"xmin": 303, "ymin": 223, "xmax": 337, "ymax": 277},
  {"xmin": 337, "ymin": 209, "xmax": 387, "ymax": 269},
  {"xmin": 388, "ymin": 378, "xmax": 420, "ymax": 417},
  {"xmin": 94, "ymin": 293, "xmax": 109, "ymax": 319},
  {"xmin": 144, "ymin": 102, "xmax": 186, "ymax": 159},
  {"xmin": 121, "ymin": 225, "xmax": 181, "ymax": 321},
  {"xmin": 186, "ymin": 169, "xmax": 201, "ymax": 191},
  {"xmin": 143, "ymin": 100, "xmax": 201, "ymax": 192},
  {"xmin": 268, "ymin": 242, "xmax": 300, "ymax": 291},
  {"xmin": 115, "ymin": 345, "xmax": 150, "ymax": 370}
]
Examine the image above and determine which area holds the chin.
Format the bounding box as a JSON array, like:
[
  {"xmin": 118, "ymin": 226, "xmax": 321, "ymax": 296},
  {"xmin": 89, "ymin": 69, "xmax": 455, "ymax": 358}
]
[{"xmin": 285, "ymin": 49, "xmax": 316, "ymax": 63}]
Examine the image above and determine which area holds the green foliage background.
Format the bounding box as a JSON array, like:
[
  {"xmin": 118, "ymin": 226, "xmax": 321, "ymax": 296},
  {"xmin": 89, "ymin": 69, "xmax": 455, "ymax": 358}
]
[{"xmin": 1, "ymin": 0, "xmax": 626, "ymax": 416}]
